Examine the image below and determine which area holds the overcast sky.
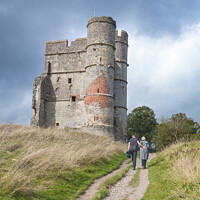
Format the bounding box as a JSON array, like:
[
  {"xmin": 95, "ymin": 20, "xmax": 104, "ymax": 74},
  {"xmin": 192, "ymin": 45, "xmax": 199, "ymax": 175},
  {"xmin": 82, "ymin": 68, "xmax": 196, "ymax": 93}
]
[{"xmin": 0, "ymin": 0, "xmax": 200, "ymax": 124}]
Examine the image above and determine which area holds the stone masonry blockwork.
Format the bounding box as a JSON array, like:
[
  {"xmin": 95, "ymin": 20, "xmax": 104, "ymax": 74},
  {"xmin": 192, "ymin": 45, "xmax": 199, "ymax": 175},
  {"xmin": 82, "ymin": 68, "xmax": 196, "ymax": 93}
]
[{"xmin": 30, "ymin": 16, "xmax": 129, "ymax": 141}]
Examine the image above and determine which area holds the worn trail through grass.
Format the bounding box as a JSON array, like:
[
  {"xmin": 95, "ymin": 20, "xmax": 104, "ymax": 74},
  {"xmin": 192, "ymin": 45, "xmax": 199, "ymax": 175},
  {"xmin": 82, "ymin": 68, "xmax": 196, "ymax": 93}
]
[
  {"xmin": 78, "ymin": 154, "xmax": 156, "ymax": 200},
  {"xmin": 77, "ymin": 159, "xmax": 130, "ymax": 200},
  {"xmin": 103, "ymin": 154, "xmax": 156, "ymax": 200}
]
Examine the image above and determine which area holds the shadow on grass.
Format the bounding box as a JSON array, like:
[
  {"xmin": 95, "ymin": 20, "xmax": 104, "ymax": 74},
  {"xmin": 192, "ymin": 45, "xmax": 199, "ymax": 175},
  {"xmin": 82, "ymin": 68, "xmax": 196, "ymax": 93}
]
[{"xmin": 147, "ymin": 158, "xmax": 164, "ymax": 168}]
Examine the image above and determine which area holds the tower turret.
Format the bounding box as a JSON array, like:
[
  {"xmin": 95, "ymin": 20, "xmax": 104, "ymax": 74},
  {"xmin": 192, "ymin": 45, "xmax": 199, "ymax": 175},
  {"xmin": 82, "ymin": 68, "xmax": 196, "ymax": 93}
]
[
  {"xmin": 114, "ymin": 30, "xmax": 128, "ymax": 141},
  {"xmin": 84, "ymin": 17, "xmax": 116, "ymax": 137}
]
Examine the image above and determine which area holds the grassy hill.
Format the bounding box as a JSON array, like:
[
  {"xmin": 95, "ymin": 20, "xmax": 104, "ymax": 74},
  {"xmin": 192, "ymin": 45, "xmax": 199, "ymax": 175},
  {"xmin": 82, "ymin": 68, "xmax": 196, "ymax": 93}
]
[
  {"xmin": 0, "ymin": 125, "xmax": 126, "ymax": 200},
  {"xmin": 142, "ymin": 141, "xmax": 200, "ymax": 200},
  {"xmin": 2, "ymin": 125, "xmax": 198, "ymax": 199}
]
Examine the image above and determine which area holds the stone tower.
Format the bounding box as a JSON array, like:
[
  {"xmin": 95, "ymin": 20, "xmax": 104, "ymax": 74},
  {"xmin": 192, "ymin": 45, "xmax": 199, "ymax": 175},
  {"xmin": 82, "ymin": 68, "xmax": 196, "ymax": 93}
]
[
  {"xmin": 114, "ymin": 30, "xmax": 128, "ymax": 140},
  {"xmin": 31, "ymin": 16, "xmax": 128, "ymax": 141},
  {"xmin": 85, "ymin": 17, "xmax": 116, "ymax": 138}
]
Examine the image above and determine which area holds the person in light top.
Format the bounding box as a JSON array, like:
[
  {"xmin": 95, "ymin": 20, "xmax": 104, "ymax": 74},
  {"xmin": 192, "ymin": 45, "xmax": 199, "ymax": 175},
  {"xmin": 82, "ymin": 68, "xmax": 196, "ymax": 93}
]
[{"xmin": 139, "ymin": 136, "xmax": 149, "ymax": 169}]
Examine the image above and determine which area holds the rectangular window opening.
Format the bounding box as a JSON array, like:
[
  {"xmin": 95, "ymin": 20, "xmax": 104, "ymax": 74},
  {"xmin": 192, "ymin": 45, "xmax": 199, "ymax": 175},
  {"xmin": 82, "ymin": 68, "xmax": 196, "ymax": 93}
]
[
  {"xmin": 47, "ymin": 62, "xmax": 51, "ymax": 74},
  {"xmin": 97, "ymin": 89, "xmax": 99, "ymax": 93},
  {"xmin": 56, "ymin": 122, "xmax": 60, "ymax": 126},
  {"xmin": 72, "ymin": 96, "xmax": 76, "ymax": 102},
  {"xmin": 68, "ymin": 78, "xmax": 72, "ymax": 83}
]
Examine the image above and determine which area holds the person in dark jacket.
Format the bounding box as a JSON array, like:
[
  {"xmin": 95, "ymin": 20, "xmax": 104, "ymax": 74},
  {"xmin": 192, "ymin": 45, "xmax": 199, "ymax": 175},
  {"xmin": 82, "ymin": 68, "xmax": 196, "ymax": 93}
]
[
  {"xmin": 139, "ymin": 136, "xmax": 149, "ymax": 169},
  {"xmin": 128, "ymin": 135, "xmax": 146, "ymax": 170}
]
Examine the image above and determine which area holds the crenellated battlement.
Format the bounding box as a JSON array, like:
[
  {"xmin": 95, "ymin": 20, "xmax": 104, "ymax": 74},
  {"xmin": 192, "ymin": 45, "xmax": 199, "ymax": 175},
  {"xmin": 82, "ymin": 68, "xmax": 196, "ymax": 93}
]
[
  {"xmin": 115, "ymin": 30, "xmax": 128, "ymax": 45},
  {"xmin": 45, "ymin": 38, "xmax": 87, "ymax": 55}
]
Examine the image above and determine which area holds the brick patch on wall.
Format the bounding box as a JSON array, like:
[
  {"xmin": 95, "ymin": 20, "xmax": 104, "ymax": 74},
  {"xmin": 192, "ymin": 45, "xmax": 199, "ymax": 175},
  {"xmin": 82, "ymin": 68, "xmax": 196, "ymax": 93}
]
[{"xmin": 85, "ymin": 70, "xmax": 109, "ymax": 108}]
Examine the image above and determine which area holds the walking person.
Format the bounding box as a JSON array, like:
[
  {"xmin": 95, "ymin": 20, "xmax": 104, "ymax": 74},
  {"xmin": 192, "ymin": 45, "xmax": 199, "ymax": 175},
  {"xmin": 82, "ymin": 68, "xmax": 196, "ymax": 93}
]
[
  {"xmin": 128, "ymin": 135, "xmax": 146, "ymax": 170},
  {"xmin": 139, "ymin": 136, "xmax": 149, "ymax": 169}
]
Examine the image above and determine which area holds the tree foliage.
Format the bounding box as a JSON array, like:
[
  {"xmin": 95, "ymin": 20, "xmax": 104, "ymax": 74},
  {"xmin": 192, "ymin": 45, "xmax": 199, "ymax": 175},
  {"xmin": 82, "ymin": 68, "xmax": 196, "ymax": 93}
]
[
  {"xmin": 127, "ymin": 106, "xmax": 158, "ymax": 143},
  {"xmin": 153, "ymin": 113, "xmax": 200, "ymax": 150}
]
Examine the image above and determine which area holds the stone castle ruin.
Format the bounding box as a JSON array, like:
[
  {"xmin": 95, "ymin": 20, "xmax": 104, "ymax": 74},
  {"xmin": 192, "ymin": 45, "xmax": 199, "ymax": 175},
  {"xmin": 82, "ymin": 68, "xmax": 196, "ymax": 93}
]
[{"xmin": 31, "ymin": 16, "xmax": 128, "ymax": 141}]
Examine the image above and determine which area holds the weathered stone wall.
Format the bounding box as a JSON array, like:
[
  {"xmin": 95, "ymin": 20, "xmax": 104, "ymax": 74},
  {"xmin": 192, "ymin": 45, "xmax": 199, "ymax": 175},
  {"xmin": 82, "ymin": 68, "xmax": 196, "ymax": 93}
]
[
  {"xmin": 45, "ymin": 39, "xmax": 87, "ymax": 73},
  {"xmin": 30, "ymin": 75, "xmax": 49, "ymax": 127},
  {"xmin": 31, "ymin": 16, "xmax": 128, "ymax": 141},
  {"xmin": 44, "ymin": 71, "xmax": 87, "ymax": 128}
]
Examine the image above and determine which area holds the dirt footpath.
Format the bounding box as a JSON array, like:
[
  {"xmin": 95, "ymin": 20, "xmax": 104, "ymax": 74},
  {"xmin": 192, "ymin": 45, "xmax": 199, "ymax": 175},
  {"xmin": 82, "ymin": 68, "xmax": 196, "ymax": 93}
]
[
  {"xmin": 103, "ymin": 154, "xmax": 156, "ymax": 200},
  {"xmin": 77, "ymin": 154, "xmax": 156, "ymax": 200},
  {"xmin": 77, "ymin": 159, "xmax": 130, "ymax": 200}
]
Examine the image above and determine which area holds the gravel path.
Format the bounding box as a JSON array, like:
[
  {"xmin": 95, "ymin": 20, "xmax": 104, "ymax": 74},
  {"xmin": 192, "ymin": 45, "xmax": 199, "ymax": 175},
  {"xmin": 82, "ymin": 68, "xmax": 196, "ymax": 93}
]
[
  {"xmin": 77, "ymin": 159, "xmax": 130, "ymax": 200},
  {"xmin": 128, "ymin": 154, "xmax": 156, "ymax": 200},
  {"xmin": 77, "ymin": 154, "xmax": 156, "ymax": 200},
  {"xmin": 103, "ymin": 154, "xmax": 157, "ymax": 200},
  {"xmin": 103, "ymin": 163, "xmax": 137, "ymax": 200}
]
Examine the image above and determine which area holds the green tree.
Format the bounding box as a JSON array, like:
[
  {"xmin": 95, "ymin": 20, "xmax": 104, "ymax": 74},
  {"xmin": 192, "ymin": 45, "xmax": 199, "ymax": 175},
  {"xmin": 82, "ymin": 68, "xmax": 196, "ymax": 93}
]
[
  {"xmin": 127, "ymin": 106, "xmax": 158, "ymax": 144},
  {"xmin": 154, "ymin": 113, "xmax": 200, "ymax": 150}
]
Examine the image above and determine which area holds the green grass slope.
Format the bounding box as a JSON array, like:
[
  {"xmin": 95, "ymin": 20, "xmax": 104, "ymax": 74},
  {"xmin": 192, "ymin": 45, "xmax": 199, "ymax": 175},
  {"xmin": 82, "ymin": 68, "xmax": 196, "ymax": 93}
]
[
  {"xmin": 142, "ymin": 141, "xmax": 200, "ymax": 200},
  {"xmin": 0, "ymin": 125, "xmax": 126, "ymax": 200}
]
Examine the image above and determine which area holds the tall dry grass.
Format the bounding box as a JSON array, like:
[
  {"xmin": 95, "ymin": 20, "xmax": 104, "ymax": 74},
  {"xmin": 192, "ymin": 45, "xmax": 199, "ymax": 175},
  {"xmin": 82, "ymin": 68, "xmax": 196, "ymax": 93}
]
[
  {"xmin": 0, "ymin": 125, "xmax": 126, "ymax": 195},
  {"xmin": 162, "ymin": 141, "xmax": 200, "ymax": 199}
]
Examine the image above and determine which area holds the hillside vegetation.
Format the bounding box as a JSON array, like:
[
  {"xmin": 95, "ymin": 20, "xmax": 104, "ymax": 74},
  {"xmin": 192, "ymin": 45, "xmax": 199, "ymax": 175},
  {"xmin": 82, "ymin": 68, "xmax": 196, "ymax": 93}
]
[
  {"xmin": 0, "ymin": 125, "xmax": 126, "ymax": 199},
  {"xmin": 142, "ymin": 141, "xmax": 200, "ymax": 200}
]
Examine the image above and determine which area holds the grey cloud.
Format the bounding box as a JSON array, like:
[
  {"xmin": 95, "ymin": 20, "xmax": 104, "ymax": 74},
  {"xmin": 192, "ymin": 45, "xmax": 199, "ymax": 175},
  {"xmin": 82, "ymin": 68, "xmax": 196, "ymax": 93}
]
[
  {"xmin": 0, "ymin": 0, "xmax": 200, "ymax": 124},
  {"xmin": 113, "ymin": 0, "xmax": 200, "ymax": 37},
  {"xmin": 127, "ymin": 25, "xmax": 200, "ymax": 123}
]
